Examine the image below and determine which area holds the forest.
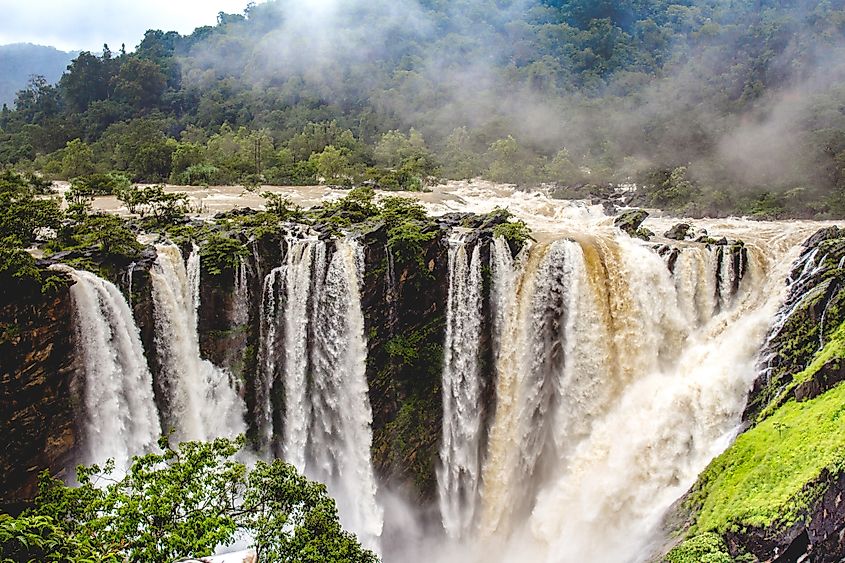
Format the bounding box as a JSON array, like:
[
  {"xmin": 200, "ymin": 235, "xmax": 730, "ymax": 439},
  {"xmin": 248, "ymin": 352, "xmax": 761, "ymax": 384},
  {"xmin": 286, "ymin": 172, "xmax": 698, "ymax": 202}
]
[{"xmin": 1, "ymin": 0, "xmax": 845, "ymax": 219}]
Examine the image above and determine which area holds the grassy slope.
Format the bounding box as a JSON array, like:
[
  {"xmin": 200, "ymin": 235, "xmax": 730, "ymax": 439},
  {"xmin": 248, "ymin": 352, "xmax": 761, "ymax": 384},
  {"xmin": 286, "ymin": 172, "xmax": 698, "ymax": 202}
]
[{"xmin": 668, "ymin": 321, "xmax": 845, "ymax": 559}]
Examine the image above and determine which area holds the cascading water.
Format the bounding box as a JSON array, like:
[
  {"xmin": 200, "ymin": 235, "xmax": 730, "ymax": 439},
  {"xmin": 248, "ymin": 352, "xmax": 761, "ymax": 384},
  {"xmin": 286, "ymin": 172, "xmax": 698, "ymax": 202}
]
[
  {"xmin": 253, "ymin": 236, "xmax": 382, "ymax": 551},
  {"xmin": 282, "ymin": 237, "xmax": 323, "ymax": 469},
  {"xmin": 256, "ymin": 265, "xmax": 285, "ymax": 454},
  {"xmin": 309, "ymin": 239, "xmax": 383, "ymax": 552},
  {"xmin": 232, "ymin": 254, "xmax": 250, "ymax": 326},
  {"xmin": 150, "ymin": 243, "xmax": 246, "ymax": 442},
  {"xmin": 45, "ymin": 179, "xmax": 834, "ymax": 563},
  {"xmin": 52, "ymin": 265, "xmax": 160, "ymax": 468},
  {"xmin": 438, "ymin": 233, "xmax": 485, "ymax": 539},
  {"xmin": 421, "ymin": 195, "xmax": 815, "ymax": 563}
]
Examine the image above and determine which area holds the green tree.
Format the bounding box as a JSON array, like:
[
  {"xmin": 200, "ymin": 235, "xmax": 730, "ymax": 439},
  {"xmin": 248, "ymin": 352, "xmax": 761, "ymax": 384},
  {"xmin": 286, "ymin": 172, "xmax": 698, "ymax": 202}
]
[
  {"xmin": 546, "ymin": 148, "xmax": 580, "ymax": 182},
  {"xmin": 0, "ymin": 171, "xmax": 63, "ymax": 245},
  {"xmin": 61, "ymin": 138, "xmax": 96, "ymax": 178},
  {"xmin": 374, "ymin": 129, "xmax": 434, "ymax": 173},
  {"xmin": 309, "ymin": 145, "xmax": 351, "ymax": 184},
  {"xmin": 14, "ymin": 75, "xmax": 62, "ymax": 124},
  {"xmin": 116, "ymin": 184, "xmax": 188, "ymax": 224},
  {"xmin": 113, "ymin": 57, "xmax": 167, "ymax": 110},
  {"xmin": 4, "ymin": 436, "xmax": 378, "ymax": 563},
  {"xmin": 485, "ymin": 136, "xmax": 538, "ymax": 184},
  {"xmin": 50, "ymin": 213, "xmax": 142, "ymax": 261},
  {"xmin": 441, "ymin": 127, "xmax": 484, "ymax": 180},
  {"xmin": 170, "ymin": 141, "xmax": 207, "ymax": 180},
  {"xmin": 60, "ymin": 52, "xmax": 112, "ymax": 112},
  {"xmin": 262, "ymin": 192, "xmax": 304, "ymax": 221}
]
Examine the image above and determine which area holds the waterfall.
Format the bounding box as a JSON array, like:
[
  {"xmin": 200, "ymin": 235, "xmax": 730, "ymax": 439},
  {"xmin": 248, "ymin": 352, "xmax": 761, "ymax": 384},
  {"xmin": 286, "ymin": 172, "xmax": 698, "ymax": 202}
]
[
  {"xmin": 281, "ymin": 237, "xmax": 323, "ymax": 469},
  {"xmin": 529, "ymin": 244, "xmax": 780, "ymax": 563},
  {"xmin": 438, "ymin": 234, "xmax": 484, "ymax": 538},
  {"xmin": 309, "ymin": 239, "xmax": 383, "ymax": 552},
  {"xmin": 252, "ymin": 236, "xmax": 382, "ymax": 550},
  {"xmin": 232, "ymin": 254, "xmax": 250, "ymax": 326},
  {"xmin": 150, "ymin": 243, "xmax": 246, "ymax": 442},
  {"xmin": 434, "ymin": 223, "xmax": 804, "ymax": 563},
  {"xmin": 256, "ymin": 265, "xmax": 284, "ymax": 453},
  {"xmin": 52, "ymin": 265, "xmax": 160, "ymax": 468}
]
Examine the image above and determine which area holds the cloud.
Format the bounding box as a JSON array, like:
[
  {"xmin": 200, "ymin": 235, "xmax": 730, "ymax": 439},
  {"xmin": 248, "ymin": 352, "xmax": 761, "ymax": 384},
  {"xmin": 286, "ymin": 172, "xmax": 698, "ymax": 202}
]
[{"xmin": 0, "ymin": 0, "xmax": 254, "ymax": 52}]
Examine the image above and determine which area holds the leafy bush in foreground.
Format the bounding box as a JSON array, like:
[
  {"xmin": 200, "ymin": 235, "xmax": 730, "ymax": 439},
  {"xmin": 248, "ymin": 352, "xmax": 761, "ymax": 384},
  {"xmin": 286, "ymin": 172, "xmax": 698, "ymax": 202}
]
[{"xmin": 1, "ymin": 436, "xmax": 378, "ymax": 563}]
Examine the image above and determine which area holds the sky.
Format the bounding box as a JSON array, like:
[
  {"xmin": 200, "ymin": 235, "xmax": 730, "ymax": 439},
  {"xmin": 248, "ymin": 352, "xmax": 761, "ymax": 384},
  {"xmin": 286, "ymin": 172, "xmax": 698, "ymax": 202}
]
[{"xmin": 0, "ymin": 0, "xmax": 257, "ymax": 52}]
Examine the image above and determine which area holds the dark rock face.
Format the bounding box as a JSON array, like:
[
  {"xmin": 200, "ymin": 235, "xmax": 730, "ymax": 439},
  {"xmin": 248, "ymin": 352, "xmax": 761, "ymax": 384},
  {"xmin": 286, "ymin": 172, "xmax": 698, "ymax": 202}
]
[
  {"xmin": 0, "ymin": 276, "xmax": 79, "ymax": 514},
  {"xmin": 664, "ymin": 223, "xmax": 692, "ymax": 241},
  {"xmin": 744, "ymin": 229, "xmax": 845, "ymax": 421},
  {"xmin": 794, "ymin": 357, "xmax": 845, "ymax": 402},
  {"xmin": 122, "ymin": 249, "xmax": 165, "ymax": 418},
  {"xmin": 723, "ymin": 469, "xmax": 845, "ymax": 563},
  {"xmin": 197, "ymin": 266, "xmax": 250, "ymax": 377},
  {"xmin": 614, "ymin": 209, "xmax": 651, "ymax": 240},
  {"xmin": 359, "ymin": 224, "xmax": 449, "ymax": 500}
]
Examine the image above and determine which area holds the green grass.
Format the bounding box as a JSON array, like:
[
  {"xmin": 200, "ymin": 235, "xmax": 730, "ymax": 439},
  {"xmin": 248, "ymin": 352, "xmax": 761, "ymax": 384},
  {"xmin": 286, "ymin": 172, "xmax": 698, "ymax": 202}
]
[
  {"xmin": 756, "ymin": 320, "xmax": 845, "ymax": 421},
  {"xmin": 689, "ymin": 377, "xmax": 845, "ymax": 533}
]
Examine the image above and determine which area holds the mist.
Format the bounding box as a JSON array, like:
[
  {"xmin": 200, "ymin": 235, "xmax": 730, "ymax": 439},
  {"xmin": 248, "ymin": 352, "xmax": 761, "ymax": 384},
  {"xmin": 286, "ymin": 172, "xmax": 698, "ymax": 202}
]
[{"xmin": 173, "ymin": 0, "xmax": 844, "ymax": 203}]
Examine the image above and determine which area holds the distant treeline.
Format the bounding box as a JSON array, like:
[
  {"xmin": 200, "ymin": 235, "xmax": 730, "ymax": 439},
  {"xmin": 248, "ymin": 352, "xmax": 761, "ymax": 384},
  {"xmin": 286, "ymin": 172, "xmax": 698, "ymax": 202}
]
[{"xmin": 2, "ymin": 0, "xmax": 845, "ymax": 218}]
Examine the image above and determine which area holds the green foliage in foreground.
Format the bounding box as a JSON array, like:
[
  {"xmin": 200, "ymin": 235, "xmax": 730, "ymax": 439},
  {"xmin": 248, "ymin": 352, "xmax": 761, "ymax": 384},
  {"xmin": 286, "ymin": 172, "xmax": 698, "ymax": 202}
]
[
  {"xmin": 49, "ymin": 213, "xmax": 142, "ymax": 263},
  {"xmin": 115, "ymin": 184, "xmax": 189, "ymax": 225},
  {"xmin": 0, "ymin": 436, "xmax": 378, "ymax": 563},
  {"xmin": 493, "ymin": 219, "xmax": 532, "ymax": 251},
  {"xmin": 756, "ymin": 319, "xmax": 845, "ymax": 422},
  {"xmin": 684, "ymin": 331, "xmax": 845, "ymax": 536}
]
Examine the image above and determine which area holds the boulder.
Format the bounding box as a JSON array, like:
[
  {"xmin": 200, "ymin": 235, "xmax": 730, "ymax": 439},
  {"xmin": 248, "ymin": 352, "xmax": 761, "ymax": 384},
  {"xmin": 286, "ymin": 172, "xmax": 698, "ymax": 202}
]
[
  {"xmin": 614, "ymin": 209, "xmax": 649, "ymax": 237},
  {"xmin": 664, "ymin": 223, "xmax": 692, "ymax": 241},
  {"xmin": 794, "ymin": 357, "xmax": 845, "ymax": 402}
]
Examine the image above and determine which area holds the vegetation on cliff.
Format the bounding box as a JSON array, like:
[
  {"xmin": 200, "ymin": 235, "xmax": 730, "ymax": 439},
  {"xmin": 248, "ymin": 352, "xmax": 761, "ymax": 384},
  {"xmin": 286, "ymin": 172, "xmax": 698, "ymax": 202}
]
[
  {"xmin": 687, "ymin": 376, "xmax": 845, "ymax": 533},
  {"xmin": 668, "ymin": 231, "xmax": 845, "ymax": 560},
  {"xmin": 0, "ymin": 436, "xmax": 377, "ymax": 563}
]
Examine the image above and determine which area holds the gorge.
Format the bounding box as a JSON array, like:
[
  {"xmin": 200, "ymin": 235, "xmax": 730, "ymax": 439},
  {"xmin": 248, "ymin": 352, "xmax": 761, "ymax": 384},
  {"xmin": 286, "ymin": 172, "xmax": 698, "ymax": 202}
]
[{"xmin": 2, "ymin": 182, "xmax": 844, "ymax": 562}]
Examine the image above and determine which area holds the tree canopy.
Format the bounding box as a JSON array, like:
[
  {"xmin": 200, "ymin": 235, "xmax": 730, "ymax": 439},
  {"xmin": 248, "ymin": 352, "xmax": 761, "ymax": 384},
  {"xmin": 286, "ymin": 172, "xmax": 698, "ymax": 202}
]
[
  {"xmin": 1, "ymin": 0, "xmax": 845, "ymax": 217},
  {"xmin": 0, "ymin": 436, "xmax": 378, "ymax": 563}
]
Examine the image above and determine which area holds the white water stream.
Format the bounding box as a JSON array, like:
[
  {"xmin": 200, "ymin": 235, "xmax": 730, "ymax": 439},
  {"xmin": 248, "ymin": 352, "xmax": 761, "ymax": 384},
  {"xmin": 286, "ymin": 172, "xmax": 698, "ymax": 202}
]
[
  {"xmin": 54, "ymin": 265, "xmax": 161, "ymax": 469},
  {"xmin": 58, "ymin": 181, "xmax": 835, "ymax": 563},
  {"xmin": 438, "ymin": 233, "xmax": 485, "ymax": 539},
  {"xmin": 423, "ymin": 183, "xmax": 826, "ymax": 563},
  {"xmin": 150, "ymin": 243, "xmax": 246, "ymax": 442}
]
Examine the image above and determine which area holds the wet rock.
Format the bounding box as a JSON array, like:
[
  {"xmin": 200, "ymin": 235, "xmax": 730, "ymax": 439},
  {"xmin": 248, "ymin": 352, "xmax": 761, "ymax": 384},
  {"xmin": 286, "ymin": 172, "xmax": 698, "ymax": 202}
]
[
  {"xmin": 803, "ymin": 226, "xmax": 845, "ymax": 249},
  {"xmin": 358, "ymin": 222, "xmax": 449, "ymax": 501},
  {"xmin": 794, "ymin": 358, "xmax": 845, "ymax": 402},
  {"xmin": 0, "ymin": 273, "xmax": 80, "ymax": 513},
  {"xmin": 723, "ymin": 469, "xmax": 845, "ymax": 563},
  {"xmin": 664, "ymin": 223, "xmax": 692, "ymax": 241},
  {"xmin": 745, "ymin": 228, "xmax": 845, "ymax": 421},
  {"xmin": 636, "ymin": 227, "xmax": 655, "ymax": 241},
  {"xmin": 614, "ymin": 209, "xmax": 649, "ymax": 237},
  {"xmin": 214, "ymin": 207, "xmax": 258, "ymax": 220},
  {"xmin": 656, "ymin": 245, "xmax": 681, "ymax": 273}
]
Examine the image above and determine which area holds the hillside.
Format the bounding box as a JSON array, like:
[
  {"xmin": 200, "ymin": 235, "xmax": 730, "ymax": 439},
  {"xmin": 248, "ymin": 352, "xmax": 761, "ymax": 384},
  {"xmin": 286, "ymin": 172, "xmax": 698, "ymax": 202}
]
[
  {"xmin": 0, "ymin": 43, "xmax": 75, "ymax": 107},
  {"xmin": 0, "ymin": 1, "xmax": 844, "ymax": 217}
]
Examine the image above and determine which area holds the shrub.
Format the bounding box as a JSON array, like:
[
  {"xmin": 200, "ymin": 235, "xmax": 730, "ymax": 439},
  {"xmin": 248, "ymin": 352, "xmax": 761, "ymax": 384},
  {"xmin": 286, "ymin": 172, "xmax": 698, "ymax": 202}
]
[
  {"xmin": 200, "ymin": 234, "xmax": 248, "ymax": 276},
  {"xmin": 0, "ymin": 170, "xmax": 62, "ymax": 245}
]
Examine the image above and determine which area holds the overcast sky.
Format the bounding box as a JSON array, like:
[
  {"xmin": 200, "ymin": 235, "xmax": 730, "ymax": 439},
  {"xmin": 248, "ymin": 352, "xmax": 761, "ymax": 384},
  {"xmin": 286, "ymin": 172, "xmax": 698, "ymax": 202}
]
[{"xmin": 0, "ymin": 0, "xmax": 257, "ymax": 52}]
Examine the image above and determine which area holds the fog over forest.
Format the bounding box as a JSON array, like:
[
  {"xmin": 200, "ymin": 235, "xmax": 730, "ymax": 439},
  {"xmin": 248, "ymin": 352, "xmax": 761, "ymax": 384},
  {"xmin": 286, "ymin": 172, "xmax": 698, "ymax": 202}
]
[{"xmin": 2, "ymin": 0, "xmax": 845, "ymax": 217}]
